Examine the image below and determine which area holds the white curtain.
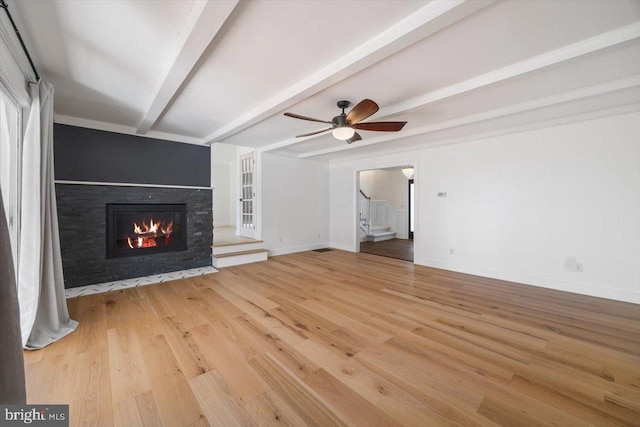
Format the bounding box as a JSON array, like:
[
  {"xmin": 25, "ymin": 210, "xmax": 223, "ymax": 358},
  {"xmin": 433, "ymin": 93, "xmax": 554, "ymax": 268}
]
[
  {"xmin": 0, "ymin": 190, "xmax": 26, "ymax": 402},
  {"xmin": 17, "ymin": 80, "xmax": 77, "ymax": 349}
]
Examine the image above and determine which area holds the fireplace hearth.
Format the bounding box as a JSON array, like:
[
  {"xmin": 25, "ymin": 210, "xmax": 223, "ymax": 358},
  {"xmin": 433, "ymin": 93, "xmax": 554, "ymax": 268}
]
[{"xmin": 106, "ymin": 203, "xmax": 187, "ymax": 258}]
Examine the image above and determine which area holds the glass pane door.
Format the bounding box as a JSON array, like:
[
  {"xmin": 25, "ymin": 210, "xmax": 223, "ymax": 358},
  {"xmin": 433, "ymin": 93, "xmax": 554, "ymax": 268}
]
[{"xmin": 239, "ymin": 151, "xmax": 255, "ymax": 238}]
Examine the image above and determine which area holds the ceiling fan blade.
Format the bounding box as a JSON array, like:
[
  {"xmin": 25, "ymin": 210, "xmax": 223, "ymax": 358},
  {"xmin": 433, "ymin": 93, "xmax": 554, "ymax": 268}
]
[
  {"xmin": 296, "ymin": 127, "xmax": 333, "ymax": 138},
  {"xmin": 353, "ymin": 121, "xmax": 407, "ymax": 132},
  {"xmin": 346, "ymin": 99, "xmax": 379, "ymax": 125},
  {"xmin": 284, "ymin": 112, "xmax": 332, "ymax": 124},
  {"xmin": 345, "ymin": 132, "xmax": 362, "ymax": 144}
]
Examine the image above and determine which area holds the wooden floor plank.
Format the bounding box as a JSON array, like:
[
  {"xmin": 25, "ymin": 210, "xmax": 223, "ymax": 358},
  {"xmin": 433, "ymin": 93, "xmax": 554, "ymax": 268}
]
[
  {"xmin": 248, "ymin": 353, "xmax": 350, "ymax": 427},
  {"xmin": 134, "ymin": 391, "xmax": 163, "ymax": 427},
  {"xmin": 23, "ymin": 250, "xmax": 640, "ymax": 426},
  {"xmin": 142, "ymin": 334, "xmax": 205, "ymax": 427},
  {"xmin": 189, "ymin": 371, "xmax": 257, "ymax": 427},
  {"xmin": 69, "ymin": 350, "xmax": 113, "ymax": 427},
  {"xmin": 113, "ymin": 398, "xmax": 144, "ymax": 427},
  {"xmin": 243, "ymin": 390, "xmax": 310, "ymax": 427},
  {"xmin": 106, "ymin": 326, "xmax": 151, "ymax": 405},
  {"xmin": 302, "ymin": 368, "xmax": 406, "ymax": 427},
  {"xmin": 190, "ymin": 322, "xmax": 270, "ymax": 404}
]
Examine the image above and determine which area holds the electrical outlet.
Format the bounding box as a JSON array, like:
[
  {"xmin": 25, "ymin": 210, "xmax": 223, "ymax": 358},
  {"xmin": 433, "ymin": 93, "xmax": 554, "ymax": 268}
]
[{"xmin": 576, "ymin": 263, "xmax": 583, "ymax": 272}]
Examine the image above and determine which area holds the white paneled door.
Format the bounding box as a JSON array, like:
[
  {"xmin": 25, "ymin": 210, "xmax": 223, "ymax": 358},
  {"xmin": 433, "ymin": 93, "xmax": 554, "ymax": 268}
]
[{"xmin": 238, "ymin": 151, "xmax": 256, "ymax": 238}]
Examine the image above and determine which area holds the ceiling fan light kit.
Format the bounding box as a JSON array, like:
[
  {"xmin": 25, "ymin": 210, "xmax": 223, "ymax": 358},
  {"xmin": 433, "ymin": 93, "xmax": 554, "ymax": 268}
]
[
  {"xmin": 284, "ymin": 99, "xmax": 407, "ymax": 144},
  {"xmin": 332, "ymin": 126, "xmax": 355, "ymax": 140}
]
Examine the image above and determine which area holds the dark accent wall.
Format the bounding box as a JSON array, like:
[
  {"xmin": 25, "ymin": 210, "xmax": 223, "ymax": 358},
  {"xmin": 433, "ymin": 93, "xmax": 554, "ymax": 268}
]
[
  {"xmin": 54, "ymin": 124, "xmax": 210, "ymax": 187},
  {"xmin": 53, "ymin": 124, "xmax": 213, "ymax": 288},
  {"xmin": 57, "ymin": 184, "xmax": 212, "ymax": 288}
]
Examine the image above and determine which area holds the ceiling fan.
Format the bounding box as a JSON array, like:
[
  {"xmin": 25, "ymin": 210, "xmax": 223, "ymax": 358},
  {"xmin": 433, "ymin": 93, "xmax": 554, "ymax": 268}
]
[{"xmin": 284, "ymin": 99, "xmax": 407, "ymax": 144}]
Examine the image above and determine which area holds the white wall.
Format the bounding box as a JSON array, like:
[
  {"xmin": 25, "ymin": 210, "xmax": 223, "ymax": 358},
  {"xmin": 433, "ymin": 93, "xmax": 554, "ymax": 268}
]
[
  {"xmin": 261, "ymin": 153, "xmax": 329, "ymax": 255},
  {"xmin": 330, "ymin": 166, "xmax": 356, "ymax": 251},
  {"xmin": 360, "ymin": 168, "xmax": 408, "ymax": 212},
  {"xmin": 329, "ymin": 112, "xmax": 640, "ymax": 303},
  {"xmin": 211, "ymin": 144, "xmax": 238, "ymax": 227}
]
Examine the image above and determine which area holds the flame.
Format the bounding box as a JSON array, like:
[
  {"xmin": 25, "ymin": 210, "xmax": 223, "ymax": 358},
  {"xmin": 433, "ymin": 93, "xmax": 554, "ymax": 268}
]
[
  {"xmin": 127, "ymin": 218, "xmax": 173, "ymax": 249},
  {"xmin": 161, "ymin": 222, "xmax": 173, "ymax": 235}
]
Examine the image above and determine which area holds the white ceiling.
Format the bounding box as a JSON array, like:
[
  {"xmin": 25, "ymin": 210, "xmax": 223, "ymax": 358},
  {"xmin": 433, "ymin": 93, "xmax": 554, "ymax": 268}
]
[{"xmin": 9, "ymin": 0, "xmax": 640, "ymax": 161}]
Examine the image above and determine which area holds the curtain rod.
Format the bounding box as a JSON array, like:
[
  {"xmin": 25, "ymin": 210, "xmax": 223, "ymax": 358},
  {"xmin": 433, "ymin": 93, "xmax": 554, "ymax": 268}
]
[{"xmin": 0, "ymin": 0, "xmax": 40, "ymax": 82}]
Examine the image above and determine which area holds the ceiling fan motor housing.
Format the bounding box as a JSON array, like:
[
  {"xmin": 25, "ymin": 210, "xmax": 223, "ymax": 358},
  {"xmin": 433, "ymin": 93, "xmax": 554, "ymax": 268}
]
[{"xmin": 332, "ymin": 114, "xmax": 348, "ymax": 127}]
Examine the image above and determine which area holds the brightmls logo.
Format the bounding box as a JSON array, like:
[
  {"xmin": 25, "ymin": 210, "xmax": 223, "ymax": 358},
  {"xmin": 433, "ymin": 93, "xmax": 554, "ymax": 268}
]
[
  {"xmin": 0, "ymin": 405, "xmax": 68, "ymax": 426},
  {"xmin": 5, "ymin": 408, "xmax": 45, "ymax": 423}
]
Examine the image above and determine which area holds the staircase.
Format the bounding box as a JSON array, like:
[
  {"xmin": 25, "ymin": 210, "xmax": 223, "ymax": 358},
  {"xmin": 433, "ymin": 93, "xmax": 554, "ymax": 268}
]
[
  {"xmin": 359, "ymin": 190, "xmax": 397, "ymax": 242},
  {"xmin": 211, "ymin": 232, "xmax": 268, "ymax": 268},
  {"xmin": 367, "ymin": 226, "xmax": 396, "ymax": 242},
  {"xmin": 359, "ymin": 189, "xmax": 372, "ymax": 240}
]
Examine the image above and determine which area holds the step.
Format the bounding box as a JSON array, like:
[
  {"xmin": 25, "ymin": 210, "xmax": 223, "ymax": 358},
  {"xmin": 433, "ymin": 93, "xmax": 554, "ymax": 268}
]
[
  {"xmin": 367, "ymin": 231, "xmax": 396, "ymax": 242},
  {"xmin": 212, "ymin": 249, "xmax": 268, "ymax": 268},
  {"xmin": 370, "ymin": 226, "xmax": 392, "ymax": 232},
  {"xmin": 212, "ymin": 240, "xmax": 264, "ymax": 255}
]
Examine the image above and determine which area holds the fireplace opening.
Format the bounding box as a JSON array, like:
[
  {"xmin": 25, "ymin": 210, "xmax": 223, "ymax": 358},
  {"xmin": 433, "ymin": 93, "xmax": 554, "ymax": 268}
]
[{"xmin": 106, "ymin": 203, "xmax": 187, "ymax": 258}]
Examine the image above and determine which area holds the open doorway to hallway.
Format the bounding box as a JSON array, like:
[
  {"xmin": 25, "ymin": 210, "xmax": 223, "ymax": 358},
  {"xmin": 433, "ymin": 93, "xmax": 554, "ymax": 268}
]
[{"xmin": 358, "ymin": 166, "xmax": 414, "ymax": 262}]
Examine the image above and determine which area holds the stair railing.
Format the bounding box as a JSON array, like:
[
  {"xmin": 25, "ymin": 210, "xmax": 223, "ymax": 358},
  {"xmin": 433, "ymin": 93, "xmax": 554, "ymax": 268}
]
[{"xmin": 359, "ymin": 189, "xmax": 371, "ymax": 235}]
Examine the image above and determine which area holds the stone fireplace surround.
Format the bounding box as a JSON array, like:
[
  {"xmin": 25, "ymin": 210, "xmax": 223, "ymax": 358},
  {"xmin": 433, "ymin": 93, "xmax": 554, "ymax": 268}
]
[{"xmin": 56, "ymin": 183, "xmax": 212, "ymax": 288}]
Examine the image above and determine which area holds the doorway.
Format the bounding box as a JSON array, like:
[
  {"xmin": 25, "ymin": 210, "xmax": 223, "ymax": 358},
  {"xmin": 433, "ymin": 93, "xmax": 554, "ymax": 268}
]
[
  {"xmin": 358, "ymin": 166, "xmax": 414, "ymax": 262},
  {"xmin": 211, "ymin": 144, "xmax": 260, "ymax": 246}
]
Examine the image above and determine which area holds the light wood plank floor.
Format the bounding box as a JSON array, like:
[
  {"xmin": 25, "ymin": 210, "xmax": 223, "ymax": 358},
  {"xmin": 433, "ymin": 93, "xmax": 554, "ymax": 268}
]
[
  {"xmin": 360, "ymin": 238, "xmax": 414, "ymax": 262},
  {"xmin": 24, "ymin": 250, "xmax": 640, "ymax": 426}
]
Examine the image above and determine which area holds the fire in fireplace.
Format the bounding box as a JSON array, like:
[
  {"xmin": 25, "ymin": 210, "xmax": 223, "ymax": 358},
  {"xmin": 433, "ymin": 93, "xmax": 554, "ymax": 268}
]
[{"xmin": 106, "ymin": 203, "xmax": 187, "ymax": 258}]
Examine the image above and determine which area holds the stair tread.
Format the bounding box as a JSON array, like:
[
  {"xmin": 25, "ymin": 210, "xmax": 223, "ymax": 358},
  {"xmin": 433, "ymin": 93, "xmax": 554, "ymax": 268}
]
[
  {"xmin": 212, "ymin": 239, "xmax": 263, "ymax": 248},
  {"xmin": 212, "ymin": 249, "xmax": 269, "ymax": 258},
  {"xmin": 368, "ymin": 231, "xmax": 395, "ymax": 236}
]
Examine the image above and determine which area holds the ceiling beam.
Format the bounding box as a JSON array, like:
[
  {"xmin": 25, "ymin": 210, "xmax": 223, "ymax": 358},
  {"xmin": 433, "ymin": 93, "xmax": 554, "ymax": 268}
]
[
  {"xmin": 203, "ymin": 0, "xmax": 496, "ymax": 145},
  {"xmin": 299, "ymin": 75, "xmax": 640, "ymax": 158},
  {"xmin": 56, "ymin": 114, "xmax": 204, "ymax": 145},
  {"xmin": 328, "ymin": 103, "xmax": 640, "ymax": 165},
  {"xmin": 263, "ymin": 22, "xmax": 640, "ymax": 153},
  {"xmin": 135, "ymin": 0, "xmax": 238, "ymax": 135}
]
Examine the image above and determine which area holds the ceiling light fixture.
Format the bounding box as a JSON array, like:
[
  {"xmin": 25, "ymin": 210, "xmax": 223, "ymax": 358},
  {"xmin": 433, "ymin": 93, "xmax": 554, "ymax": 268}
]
[
  {"xmin": 402, "ymin": 166, "xmax": 414, "ymax": 179},
  {"xmin": 332, "ymin": 126, "xmax": 355, "ymax": 140},
  {"xmin": 284, "ymin": 99, "xmax": 407, "ymax": 145}
]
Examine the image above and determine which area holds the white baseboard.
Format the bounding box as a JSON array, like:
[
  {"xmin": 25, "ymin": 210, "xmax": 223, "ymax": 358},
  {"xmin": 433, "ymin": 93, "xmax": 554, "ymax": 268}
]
[
  {"xmin": 269, "ymin": 242, "xmax": 331, "ymax": 257},
  {"xmin": 415, "ymin": 257, "xmax": 639, "ymax": 304}
]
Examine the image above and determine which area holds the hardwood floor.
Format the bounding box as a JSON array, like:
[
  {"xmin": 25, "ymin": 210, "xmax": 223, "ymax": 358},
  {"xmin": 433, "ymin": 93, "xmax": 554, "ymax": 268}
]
[
  {"xmin": 360, "ymin": 238, "xmax": 413, "ymax": 261},
  {"xmin": 23, "ymin": 250, "xmax": 640, "ymax": 426}
]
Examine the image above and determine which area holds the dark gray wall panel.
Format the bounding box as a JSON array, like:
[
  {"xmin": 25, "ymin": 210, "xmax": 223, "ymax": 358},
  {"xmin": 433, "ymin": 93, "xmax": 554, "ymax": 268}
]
[
  {"xmin": 56, "ymin": 184, "xmax": 212, "ymax": 288},
  {"xmin": 54, "ymin": 124, "xmax": 210, "ymax": 187}
]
